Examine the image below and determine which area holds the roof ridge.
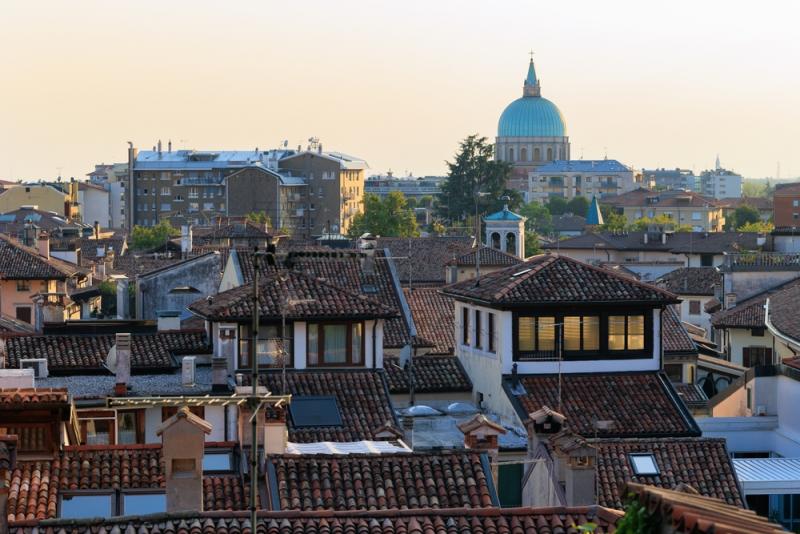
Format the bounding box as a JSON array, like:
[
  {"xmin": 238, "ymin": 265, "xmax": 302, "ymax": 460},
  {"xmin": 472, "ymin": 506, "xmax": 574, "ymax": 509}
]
[{"xmin": 553, "ymin": 254, "xmax": 679, "ymax": 300}]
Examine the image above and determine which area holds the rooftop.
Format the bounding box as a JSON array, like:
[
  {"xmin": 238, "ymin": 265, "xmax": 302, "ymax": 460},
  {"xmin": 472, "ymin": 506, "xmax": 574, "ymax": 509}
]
[
  {"xmin": 402, "ymin": 287, "xmax": 455, "ymax": 354},
  {"xmin": 378, "ymin": 237, "xmax": 474, "ymax": 285},
  {"xmin": 603, "ymin": 188, "xmax": 724, "ymax": 208},
  {"xmin": 383, "ymin": 356, "xmax": 472, "ymax": 394},
  {"xmin": 445, "ymin": 246, "xmax": 522, "ymax": 268},
  {"xmin": 535, "ymin": 159, "xmax": 631, "ymax": 173},
  {"xmin": 657, "ymin": 267, "xmax": 722, "ymax": 296},
  {"xmin": 0, "ymin": 234, "xmax": 79, "ymax": 280},
  {"xmin": 545, "ymin": 230, "xmax": 762, "ymax": 255}
]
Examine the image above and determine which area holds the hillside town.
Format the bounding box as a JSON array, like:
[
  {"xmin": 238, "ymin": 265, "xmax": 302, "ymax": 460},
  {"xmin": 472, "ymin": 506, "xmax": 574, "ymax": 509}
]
[{"xmin": 1, "ymin": 5, "xmax": 799, "ymax": 532}]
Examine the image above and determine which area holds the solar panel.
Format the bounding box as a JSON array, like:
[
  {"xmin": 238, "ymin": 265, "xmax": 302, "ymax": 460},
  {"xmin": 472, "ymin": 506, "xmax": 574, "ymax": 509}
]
[{"xmin": 289, "ymin": 396, "xmax": 343, "ymax": 428}]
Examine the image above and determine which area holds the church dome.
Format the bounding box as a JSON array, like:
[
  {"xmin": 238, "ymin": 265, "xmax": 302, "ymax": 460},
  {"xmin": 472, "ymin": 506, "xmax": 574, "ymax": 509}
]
[{"xmin": 497, "ymin": 59, "xmax": 567, "ymax": 138}]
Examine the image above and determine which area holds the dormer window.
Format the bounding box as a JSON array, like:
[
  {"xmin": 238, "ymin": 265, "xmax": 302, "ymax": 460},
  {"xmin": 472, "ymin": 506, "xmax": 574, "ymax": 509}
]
[{"xmin": 608, "ymin": 315, "xmax": 645, "ymax": 351}]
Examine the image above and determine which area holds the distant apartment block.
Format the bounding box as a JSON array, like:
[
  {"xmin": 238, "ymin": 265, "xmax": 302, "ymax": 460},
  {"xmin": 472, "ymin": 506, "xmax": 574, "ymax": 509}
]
[
  {"xmin": 365, "ymin": 174, "xmax": 444, "ymax": 200},
  {"xmin": 527, "ymin": 159, "xmax": 637, "ymax": 203},
  {"xmin": 602, "ymin": 188, "xmax": 726, "ymax": 232},
  {"xmin": 641, "ymin": 168, "xmax": 697, "ymax": 191},
  {"xmin": 700, "ymin": 168, "xmax": 742, "ymax": 199},
  {"xmin": 774, "ymin": 182, "xmax": 800, "ymax": 229}
]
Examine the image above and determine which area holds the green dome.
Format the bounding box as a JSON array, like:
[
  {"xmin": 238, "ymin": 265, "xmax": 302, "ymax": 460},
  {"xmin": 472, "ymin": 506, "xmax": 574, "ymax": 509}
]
[{"xmin": 498, "ymin": 96, "xmax": 567, "ymax": 138}]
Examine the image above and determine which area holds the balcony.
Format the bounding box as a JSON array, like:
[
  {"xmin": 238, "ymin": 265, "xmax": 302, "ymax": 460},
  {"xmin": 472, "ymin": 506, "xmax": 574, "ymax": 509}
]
[{"xmin": 724, "ymin": 252, "xmax": 800, "ymax": 272}]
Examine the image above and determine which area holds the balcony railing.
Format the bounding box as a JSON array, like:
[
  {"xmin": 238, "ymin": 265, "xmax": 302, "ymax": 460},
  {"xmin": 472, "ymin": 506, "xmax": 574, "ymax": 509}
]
[{"xmin": 724, "ymin": 252, "xmax": 800, "ymax": 271}]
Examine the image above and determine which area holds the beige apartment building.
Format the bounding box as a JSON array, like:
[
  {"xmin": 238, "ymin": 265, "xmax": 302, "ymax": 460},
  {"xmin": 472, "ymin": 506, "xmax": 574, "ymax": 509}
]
[{"xmin": 603, "ymin": 188, "xmax": 726, "ymax": 232}]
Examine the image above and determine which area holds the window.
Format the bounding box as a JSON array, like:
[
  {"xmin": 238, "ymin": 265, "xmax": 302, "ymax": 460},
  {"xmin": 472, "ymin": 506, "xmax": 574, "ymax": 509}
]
[
  {"xmin": 563, "ymin": 316, "xmax": 600, "ymax": 352},
  {"xmin": 160, "ymin": 203, "xmax": 171, "ymax": 211},
  {"xmin": 608, "ymin": 315, "xmax": 645, "ymax": 351},
  {"xmin": 116, "ymin": 410, "xmax": 144, "ymax": 444},
  {"xmin": 751, "ymin": 327, "xmax": 765, "ymax": 337},
  {"xmin": 307, "ymin": 323, "xmax": 363, "ymax": 366},
  {"xmin": 700, "ymin": 254, "xmax": 714, "ymax": 267},
  {"xmin": 160, "ymin": 187, "xmax": 170, "ymax": 196},
  {"xmin": 516, "ymin": 316, "xmax": 556, "ymax": 360},
  {"xmin": 629, "ymin": 454, "xmax": 659, "ymax": 475},
  {"xmin": 689, "ymin": 300, "xmax": 701, "ymax": 315},
  {"xmin": 81, "ymin": 417, "xmax": 114, "ymax": 445},
  {"xmin": 122, "ymin": 493, "xmax": 166, "ymax": 515},
  {"xmin": 60, "ymin": 494, "xmax": 112, "ymax": 519},
  {"xmin": 664, "ymin": 363, "xmax": 683, "ymax": 382},
  {"xmin": 16, "ymin": 280, "xmax": 30, "ymax": 291},
  {"xmin": 692, "ymin": 211, "xmax": 702, "ymax": 220},
  {"xmin": 462, "ymin": 307, "xmax": 470, "ymax": 346},
  {"xmin": 203, "ymin": 451, "xmax": 233, "ymax": 472},
  {"xmin": 15, "ymin": 306, "xmax": 32, "ymax": 324},
  {"xmin": 474, "ymin": 309, "xmax": 482, "ymax": 349},
  {"xmin": 488, "ymin": 313, "xmax": 496, "ymax": 353},
  {"xmin": 289, "ymin": 396, "xmax": 343, "ymax": 427},
  {"xmin": 794, "ymin": 200, "xmax": 800, "ymax": 207},
  {"xmin": 743, "ymin": 346, "xmax": 773, "ymax": 367}
]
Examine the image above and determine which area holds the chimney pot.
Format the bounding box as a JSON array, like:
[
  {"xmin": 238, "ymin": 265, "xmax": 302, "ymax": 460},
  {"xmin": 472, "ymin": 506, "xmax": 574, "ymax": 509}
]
[
  {"xmin": 114, "ymin": 333, "xmax": 131, "ymax": 395},
  {"xmin": 36, "ymin": 231, "xmax": 50, "ymax": 260}
]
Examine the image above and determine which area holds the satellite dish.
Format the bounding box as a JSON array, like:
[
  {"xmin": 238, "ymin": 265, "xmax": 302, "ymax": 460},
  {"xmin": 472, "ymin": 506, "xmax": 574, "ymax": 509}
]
[{"xmin": 105, "ymin": 344, "xmax": 117, "ymax": 374}]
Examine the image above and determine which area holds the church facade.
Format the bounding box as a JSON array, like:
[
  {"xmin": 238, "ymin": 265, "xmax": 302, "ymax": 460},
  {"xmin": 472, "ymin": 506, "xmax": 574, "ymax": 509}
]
[{"xmin": 495, "ymin": 59, "xmax": 570, "ymax": 189}]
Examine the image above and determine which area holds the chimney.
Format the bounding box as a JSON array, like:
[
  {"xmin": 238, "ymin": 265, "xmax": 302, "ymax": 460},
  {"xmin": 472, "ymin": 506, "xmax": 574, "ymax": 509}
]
[
  {"xmin": 168, "ymin": 140, "xmax": 172, "ymax": 153},
  {"xmin": 549, "ymin": 429, "xmax": 597, "ymax": 506},
  {"xmin": 374, "ymin": 420, "xmax": 405, "ymax": 441},
  {"xmin": 94, "ymin": 221, "xmax": 100, "ymax": 240},
  {"xmin": 0, "ymin": 434, "xmax": 18, "ymax": 534},
  {"xmin": 181, "ymin": 225, "xmax": 193, "ymax": 259},
  {"xmin": 114, "ymin": 333, "xmax": 131, "ymax": 396},
  {"xmin": 211, "ymin": 358, "xmax": 228, "ymax": 392},
  {"xmin": 157, "ymin": 407, "xmax": 212, "ymax": 513},
  {"xmin": 524, "ymin": 406, "xmax": 566, "ymax": 454},
  {"xmin": 36, "ymin": 231, "xmax": 49, "ymax": 260},
  {"xmin": 458, "ymin": 414, "xmax": 507, "ymax": 485},
  {"xmin": 182, "ymin": 356, "xmax": 196, "ymax": 387},
  {"xmin": 358, "ymin": 233, "xmax": 377, "ymax": 274},
  {"xmin": 263, "ymin": 405, "xmax": 288, "ymax": 456},
  {"xmin": 643, "ymin": 232, "xmax": 648, "ymax": 245},
  {"xmin": 158, "ymin": 139, "xmax": 162, "ymax": 156}
]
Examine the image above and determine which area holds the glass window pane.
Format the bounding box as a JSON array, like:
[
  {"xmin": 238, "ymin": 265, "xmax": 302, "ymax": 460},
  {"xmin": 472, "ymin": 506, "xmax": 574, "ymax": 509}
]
[
  {"xmin": 323, "ymin": 325, "xmax": 347, "ymax": 363},
  {"xmin": 583, "ymin": 317, "xmax": 600, "ymax": 351},
  {"xmin": 85, "ymin": 419, "xmax": 112, "ymax": 445},
  {"xmin": 518, "ymin": 317, "xmax": 535, "ymax": 352},
  {"xmin": 308, "ymin": 324, "xmax": 318, "ymax": 365},
  {"xmin": 258, "ymin": 326, "xmax": 279, "ymax": 366},
  {"xmin": 609, "ymin": 316, "xmax": 626, "ymax": 351},
  {"xmin": 123, "ymin": 493, "xmax": 166, "ymax": 515},
  {"xmin": 203, "ymin": 452, "xmax": 233, "ymax": 471},
  {"xmin": 351, "ymin": 323, "xmax": 362, "ymax": 364},
  {"xmin": 564, "ymin": 317, "xmax": 581, "ymax": 351},
  {"xmin": 117, "ymin": 412, "xmax": 138, "ymax": 444},
  {"xmin": 61, "ymin": 494, "xmax": 112, "ymax": 519},
  {"xmin": 538, "ymin": 317, "xmax": 555, "ymax": 351},
  {"xmin": 629, "ymin": 315, "xmax": 645, "ymax": 350}
]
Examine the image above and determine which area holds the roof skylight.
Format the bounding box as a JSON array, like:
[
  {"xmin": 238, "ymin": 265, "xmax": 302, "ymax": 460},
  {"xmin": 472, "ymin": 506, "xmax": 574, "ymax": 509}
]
[{"xmin": 629, "ymin": 453, "xmax": 659, "ymax": 475}]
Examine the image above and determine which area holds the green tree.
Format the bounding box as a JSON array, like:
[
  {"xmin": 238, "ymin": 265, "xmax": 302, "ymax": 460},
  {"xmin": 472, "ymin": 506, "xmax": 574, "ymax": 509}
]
[
  {"xmin": 738, "ymin": 220, "xmax": 774, "ymax": 233},
  {"xmin": 438, "ymin": 135, "xmax": 519, "ymax": 223},
  {"xmin": 419, "ymin": 195, "xmax": 434, "ymax": 209},
  {"xmin": 545, "ymin": 196, "xmax": 568, "ymax": 216},
  {"xmin": 631, "ymin": 214, "xmax": 691, "ymax": 232},
  {"xmin": 599, "ymin": 205, "xmax": 627, "ymax": 232},
  {"xmin": 245, "ymin": 211, "xmax": 271, "ymax": 228},
  {"xmin": 131, "ymin": 220, "xmax": 179, "ymax": 250},
  {"xmin": 405, "ymin": 197, "xmax": 419, "ymax": 209},
  {"xmin": 348, "ymin": 191, "xmax": 419, "ymax": 238},
  {"xmin": 742, "ymin": 180, "xmax": 768, "ymax": 198},
  {"xmin": 518, "ymin": 202, "xmax": 553, "ymax": 236},
  {"xmin": 524, "ymin": 231, "xmax": 541, "ymax": 256},
  {"xmin": 732, "ymin": 205, "xmax": 761, "ymax": 228},
  {"xmin": 565, "ymin": 196, "xmax": 590, "ymax": 217},
  {"xmin": 430, "ymin": 220, "xmax": 446, "ymax": 235}
]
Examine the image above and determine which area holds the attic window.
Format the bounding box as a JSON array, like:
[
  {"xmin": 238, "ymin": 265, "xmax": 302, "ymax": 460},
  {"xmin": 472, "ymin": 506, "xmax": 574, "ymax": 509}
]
[
  {"xmin": 122, "ymin": 492, "xmax": 166, "ymax": 515},
  {"xmin": 289, "ymin": 396, "xmax": 343, "ymax": 428},
  {"xmin": 629, "ymin": 453, "xmax": 659, "ymax": 475},
  {"xmin": 60, "ymin": 493, "xmax": 112, "ymax": 519},
  {"xmin": 361, "ymin": 283, "xmax": 378, "ymax": 294},
  {"xmin": 203, "ymin": 451, "xmax": 233, "ymax": 472}
]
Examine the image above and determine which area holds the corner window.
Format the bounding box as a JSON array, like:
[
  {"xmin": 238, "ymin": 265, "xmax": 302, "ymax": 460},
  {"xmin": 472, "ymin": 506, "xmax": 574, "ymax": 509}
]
[
  {"xmin": 629, "ymin": 454, "xmax": 659, "ymax": 475},
  {"xmin": 60, "ymin": 493, "xmax": 113, "ymax": 519},
  {"xmin": 608, "ymin": 315, "xmax": 645, "ymax": 351},
  {"xmin": 307, "ymin": 322, "xmax": 364, "ymax": 366}
]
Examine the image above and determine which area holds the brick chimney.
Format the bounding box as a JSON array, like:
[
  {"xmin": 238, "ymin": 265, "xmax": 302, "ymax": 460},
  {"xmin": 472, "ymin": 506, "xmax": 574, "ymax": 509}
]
[
  {"xmin": 113, "ymin": 333, "xmax": 131, "ymax": 396},
  {"xmin": 0, "ymin": 435, "xmax": 18, "ymax": 534},
  {"xmin": 157, "ymin": 407, "xmax": 212, "ymax": 513},
  {"xmin": 458, "ymin": 414, "xmax": 507, "ymax": 484},
  {"xmin": 37, "ymin": 231, "xmax": 50, "ymax": 260}
]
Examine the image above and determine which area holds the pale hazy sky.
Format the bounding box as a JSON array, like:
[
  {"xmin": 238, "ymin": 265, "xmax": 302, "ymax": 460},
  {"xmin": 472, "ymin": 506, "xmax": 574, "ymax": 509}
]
[{"xmin": 1, "ymin": 0, "xmax": 799, "ymax": 180}]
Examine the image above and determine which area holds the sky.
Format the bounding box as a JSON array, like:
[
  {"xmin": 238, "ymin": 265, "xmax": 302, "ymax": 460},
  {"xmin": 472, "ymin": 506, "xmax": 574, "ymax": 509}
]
[{"xmin": 1, "ymin": 0, "xmax": 799, "ymax": 181}]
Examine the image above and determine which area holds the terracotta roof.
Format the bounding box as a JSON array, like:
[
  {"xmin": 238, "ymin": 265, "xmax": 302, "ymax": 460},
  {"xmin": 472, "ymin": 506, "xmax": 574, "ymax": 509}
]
[
  {"xmin": 445, "ymin": 246, "xmax": 522, "ymax": 267},
  {"xmin": 0, "ymin": 388, "xmax": 69, "ymax": 406},
  {"xmin": 268, "ymin": 451, "xmax": 495, "ymax": 511},
  {"xmin": 3, "ymin": 331, "xmax": 210, "ymax": 372},
  {"xmin": 378, "ymin": 236, "xmax": 474, "ymax": 285},
  {"xmin": 0, "ymin": 234, "xmax": 77, "ymax": 280},
  {"xmin": 768, "ymin": 283, "xmax": 800, "ymax": 342},
  {"xmin": 603, "ymin": 188, "xmax": 724, "ymax": 208},
  {"xmin": 111, "ymin": 253, "xmax": 184, "ymax": 278},
  {"xmin": 544, "ymin": 231, "xmax": 761, "ymax": 255},
  {"xmin": 663, "ymin": 307, "xmax": 698, "ymax": 354},
  {"xmin": 403, "ymin": 288, "xmax": 454, "ymax": 354},
  {"xmin": 6, "ymin": 445, "xmax": 248, "ymax": 522},
  {"xmin": 7, "ymin": 506, "xmax": 622, "ymax": 533},
  {"xmin": 196, "ymin": 222, "xmax": 271, "ymax": 242},
  {"xmin": 383, "ymin": 356, "xmax": 472, "ymax": 394},
  {"xmin": 672, "ymin": 383, "xmax": 709, "ymax": 409},
  {"xmin": 719, "ymin": 196, "xmax": 773, "ymax": 210},
  {"xmin": 657, "ymin": 267, "xmax": 721, "ymax": 296},
  {"xmin": 508, "ymin": 372, "xmax": 699, "ymax": 438},
  {"xmin": 188, "ymin": 270, "xmax": 396, "ymax": 322},
  {"xmin": 625, "ymin": 482, "xmax": 784, "ymax": 534},
  {"xmin": 444, "ymin": 254, "xmax": 678, "ymax": 307},
  {"xmin": 0, "ymin": 314, "xmax": 36, "ymax": 334},
  {"xmin": 595, "ymin": 438, "xmax": 741, "ymax": 510},
  {"xmin": 711, "ymin": 298, "xmax": 767, "ymax": 329},
  {"xmin": 257, "ymin": 370, "xmax": 397, "ymax": 443},
  {"xmin": 552, "ymin": 214, "xmax": 587, "ymax": 232}
]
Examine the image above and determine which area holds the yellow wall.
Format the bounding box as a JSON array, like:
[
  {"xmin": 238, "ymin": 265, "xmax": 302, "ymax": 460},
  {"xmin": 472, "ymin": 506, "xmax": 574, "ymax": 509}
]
[
  {"xmin": 622, "ymin": 206, "xmax": 725, "ymax": 232},
  {"xmin": 0, "ymin": 279, "xmax": 52, "ymax": 323},
  {"xmin": 0, "ymin": 185, "xmax": 68, "ymax": 215}
]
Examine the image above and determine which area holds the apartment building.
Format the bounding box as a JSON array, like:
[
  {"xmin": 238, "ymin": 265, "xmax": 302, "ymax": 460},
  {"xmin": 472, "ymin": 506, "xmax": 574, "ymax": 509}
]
[
  {"xmin": 603, "ymin": 188, "xmax": 726, "ymax": 232},
  {"xmin": 527, "ymin": 159, "xmax": 637, "ymax": 202}
]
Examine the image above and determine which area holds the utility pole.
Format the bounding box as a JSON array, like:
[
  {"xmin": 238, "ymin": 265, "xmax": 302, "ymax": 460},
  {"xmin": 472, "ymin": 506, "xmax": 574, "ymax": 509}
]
[{"xmin": 249, "ymin": 248, "xmax": 263, "ymax": 530}]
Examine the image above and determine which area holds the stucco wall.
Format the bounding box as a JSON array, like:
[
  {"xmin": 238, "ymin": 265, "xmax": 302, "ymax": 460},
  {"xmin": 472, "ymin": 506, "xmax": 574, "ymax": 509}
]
[
  {"xmin": 137, "ymin": 253, "xmax": 222, "ymax": 320},
  {"xmin": 726, "ymin": 328, "xmax": 775, "ymax": 366}
]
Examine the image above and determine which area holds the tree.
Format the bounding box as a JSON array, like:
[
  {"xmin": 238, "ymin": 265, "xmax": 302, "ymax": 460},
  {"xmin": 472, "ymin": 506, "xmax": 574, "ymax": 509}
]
[
  {"xmin": 518, "ymin": 202, "xmax": 553, "ymax": 236},
  {"xmin": 524, "ymin": 231, "xmax": 541, "ymax": 256},
  {"xmin": 131, "ymin": 220, "xmax": 179, "ymax": 250},
  {"xmin": 348, "ymin": 191, "xmax": 419, "ymax": 238},
  {"xmin": 565, "ymin": 196, "xmax": 590, "ymax": 217},
  {"xmin": 630, "ymin": 214, "xmax": 691, "ymax": 232},
  {"xmin": 419, "ymin": 195, "xmax": 434, "ymax": 209},
  {"xmin": 438, "ymin": 135, "xmax": 519, "ymax": 223},
  {"xmin": 245, "ymin": 211, "xmax": 271, "ymax": 228},
  {"xmin": 599, "ymin": 205, "xmax": 627, "ymax": 232},
  {"xmin": 545, "ymin": 197, "xmax": 568, "ymax": 216},
  {"xmin": 738, "ymin": 220, "xmax": 774, "ymax": 233},
  {"xmin": 742, "ymin": 180, "xmax": 768, "ymax": 198},
  {"xmin": 732, "ymin": 205, "xmax": 761, "ymax": 228}
]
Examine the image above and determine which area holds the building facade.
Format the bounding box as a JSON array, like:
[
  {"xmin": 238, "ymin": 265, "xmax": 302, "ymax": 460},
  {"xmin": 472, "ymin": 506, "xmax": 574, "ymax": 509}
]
[
  {"xmin": 641, "ymin": 168, "xmax": 697, "ymax": 191},
  {"xmin": 603, "ymin": 188, "xmax": 726, "ymax": 232},
  {"xmin": 773, "ymin": 182, "xmax": 800, "ymax": 229},
  {"xmin": 528, "ymin": 160, "xmax": 637, "ymax": 202},
  {"xmin": 700, "ymin": 166, "xmax": 743, "ymax": 199}
]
